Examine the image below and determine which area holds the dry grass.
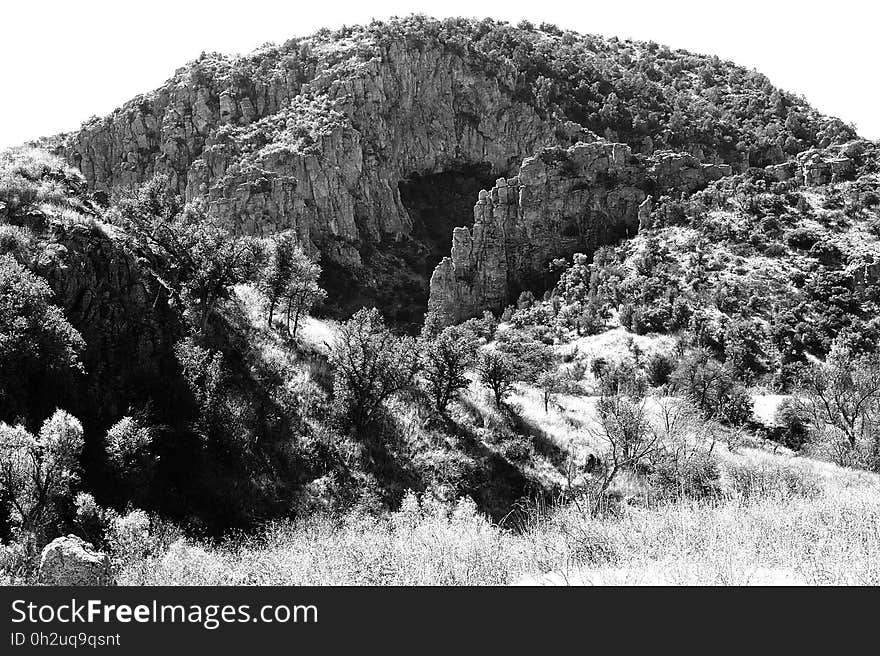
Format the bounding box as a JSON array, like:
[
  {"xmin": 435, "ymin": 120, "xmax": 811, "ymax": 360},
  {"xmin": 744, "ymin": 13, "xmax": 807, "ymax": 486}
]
[
  {"xmin": 115, "ymin": 459, "xmax": 880, "ymax": 585},
  {"xmin": 521, "ymin": 488, "xmax": 880, "ymax": 585},
  {"xmin": 117, "ymin": 495, "xmax": 530, "ymax": 586}
]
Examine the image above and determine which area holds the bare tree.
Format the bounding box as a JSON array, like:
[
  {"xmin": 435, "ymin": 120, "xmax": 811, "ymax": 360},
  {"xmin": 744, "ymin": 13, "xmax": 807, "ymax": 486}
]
[
  {"xmin": 584, "ymin": 394, "xmax": 662, "ymax": 515},
  {"xmin": 799, "ymin": 347, "xmax": 880, "ymax": 458}
]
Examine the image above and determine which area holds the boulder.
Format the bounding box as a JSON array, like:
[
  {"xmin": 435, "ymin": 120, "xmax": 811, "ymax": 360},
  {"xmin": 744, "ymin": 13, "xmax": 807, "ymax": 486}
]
[{"xmin": 38, "ymin": 535, "xmax": 110, "ymax": 586}]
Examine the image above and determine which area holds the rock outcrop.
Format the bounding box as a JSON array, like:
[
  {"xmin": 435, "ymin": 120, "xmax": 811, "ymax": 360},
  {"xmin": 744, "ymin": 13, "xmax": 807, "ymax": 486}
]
[
  {"xmin": 765, "ymin": 142, "xmax": 867, "ymax": 186},
  {"xmin": 427, "ymin": 143, "xmax": 730, "ymax": 324},
  {"xmin": 38, "ymin": 535, "xmax": 111, "ymax": 585}
]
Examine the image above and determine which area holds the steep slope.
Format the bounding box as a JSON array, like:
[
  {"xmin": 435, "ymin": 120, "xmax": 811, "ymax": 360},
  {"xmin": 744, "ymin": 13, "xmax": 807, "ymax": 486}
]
[{"xmin": 57, "ymin": 16, "xmax": 854, "ymax": 327}]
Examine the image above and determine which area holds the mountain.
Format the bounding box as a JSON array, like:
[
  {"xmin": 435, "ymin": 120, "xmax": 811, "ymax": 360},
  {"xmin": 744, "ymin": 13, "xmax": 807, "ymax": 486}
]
[{"xmin": 55, "ymin": 15, "xmax": 857, "ymax": 327}]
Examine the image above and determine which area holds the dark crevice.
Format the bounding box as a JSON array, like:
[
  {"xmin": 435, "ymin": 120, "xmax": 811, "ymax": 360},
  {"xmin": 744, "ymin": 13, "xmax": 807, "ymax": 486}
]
[{"xmin": 320, "ymin": 165, "xmax": 496, "ymax": 332}]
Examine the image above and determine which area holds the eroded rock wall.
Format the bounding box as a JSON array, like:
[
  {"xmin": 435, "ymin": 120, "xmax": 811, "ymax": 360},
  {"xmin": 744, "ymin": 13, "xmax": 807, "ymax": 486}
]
[
  {"xmin": 428, "ymin": 142, "xmax": 729, "ymax": 324},
  {"xmin": 62, "ymin": 40, "xmax": 584, "ymax": 269}
]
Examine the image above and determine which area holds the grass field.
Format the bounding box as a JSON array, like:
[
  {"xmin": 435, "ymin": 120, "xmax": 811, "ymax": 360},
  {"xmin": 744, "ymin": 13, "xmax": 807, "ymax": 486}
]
[{"xmin": 117, "ymin": 442, "xmax": 880, "ymax": 585}]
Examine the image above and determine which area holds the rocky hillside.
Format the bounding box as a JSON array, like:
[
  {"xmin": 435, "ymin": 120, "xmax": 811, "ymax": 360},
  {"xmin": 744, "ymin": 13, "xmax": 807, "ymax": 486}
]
[
  {"xmin": 55, "ymin": 15, "xmax": 856, "ymax": 327},
  {"xmin": 4, "ymin": 15, "xmax": 878, "ymax": 545},
  {"xmin": 503, "ymin": 138, "xmax": 880, "ymax": 377},
  {"xmin": 427, "ymin": 142, "xmax": 732, "ymax": 324}
]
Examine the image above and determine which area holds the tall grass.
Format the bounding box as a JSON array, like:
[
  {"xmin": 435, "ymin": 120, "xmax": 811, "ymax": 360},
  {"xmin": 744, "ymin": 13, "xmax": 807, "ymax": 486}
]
[
  {"xmin": 117, "ymin": 495, "xmax": 529, "ymax": 585},
  {"xmin": 524, "ymin": 490, "xmax": 880, "ymax": 585},
  {"xmin": 116, "ymin": 470, "xmax": 880, "ymax": 585}
]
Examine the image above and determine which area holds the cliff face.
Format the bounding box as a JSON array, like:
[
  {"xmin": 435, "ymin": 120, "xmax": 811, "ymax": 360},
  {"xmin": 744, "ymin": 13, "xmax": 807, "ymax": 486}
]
[
  {"xmin": 63, "ymin": 39, "xmax": 580, "ymax": 269},
  {"xmin": 31, "ymin": 222, "xmax": 185, "ymax": 429},
  {"xmin": 427, "ymin": 142, "xmax": 729, "ymax": 323}
]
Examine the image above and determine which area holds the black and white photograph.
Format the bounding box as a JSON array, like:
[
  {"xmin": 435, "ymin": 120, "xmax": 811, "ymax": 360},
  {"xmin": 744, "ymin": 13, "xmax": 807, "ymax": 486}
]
[{"xmin": 1, "ymin": 0, "xmax": 879, "ymax": 636}]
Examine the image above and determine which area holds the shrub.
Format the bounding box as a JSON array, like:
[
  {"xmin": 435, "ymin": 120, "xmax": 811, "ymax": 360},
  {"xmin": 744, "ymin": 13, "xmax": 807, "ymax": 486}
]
[
  {"xmin": 498, "ymin": 434, "xmax": 535, "ymax": 463},
  {"xmin": 650, "ymin": 444, "xmax": 720, "ymax": 500},
  {"xmin": 785, "ymin": 227, "xmax": 821, "ymax": 250},
  {"xmin": 646, "ymin": 352, "xmax": 676, "ymax": 387},
  {"xmin": 106, "ymin": 509, "xmax": 156, "ymax": 577},
  {"xmin": 596, "ymin": 360, "xmax": 647, "ymax": 398},
  {"xmin": 773, "ymin": 398, "xmax": 811, "ymax": 450},
  {"xmin": 73, "ymin": 492, "xmax": 112, "ymax": 547},
  {"xmin": 459, "ymin": 311, "xmax": 498, "ymax": 341},
  {"xmin": 590, "ymin": 356, "xmax": 609, "ymax": 379},
  {"xmin": 671, "ymin": 349, "xmax": 753, "ymax": 425},
  {"xmin": 0, "ymin": 225, "xmax": 33, "ymax": 259},
  {"xmin": 104, "ymin": 416, "xmax": 156, "ymax": 503}
]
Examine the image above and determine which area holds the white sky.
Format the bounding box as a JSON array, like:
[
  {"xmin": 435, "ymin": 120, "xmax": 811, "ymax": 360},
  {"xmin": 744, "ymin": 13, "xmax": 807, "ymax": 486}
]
[{"xmin": 1, "ymin": 1, "xmax": 877, "ymax": 149}]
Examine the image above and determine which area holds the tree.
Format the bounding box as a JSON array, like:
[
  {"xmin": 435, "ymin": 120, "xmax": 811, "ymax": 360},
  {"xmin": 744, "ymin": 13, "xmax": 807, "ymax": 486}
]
[
  {"xmin": 170, "ymin": 206, "xmax": 264, "ymax": 335},
  {"xmin": 259, "ymin": 232, "xmax": 326, "ymax": 336},
  {"xmin": 537, "ymin": 370, "xmax": 568, "ymax": 412},
  {"xmin": 283, "ymin": 248, "xmax": 326, "ymax": 338},
  {"xmin": 646, "ymin": 352, "xmax": 676, "ymax": 387},
  {"xmin": 670, "ymin": 348, "xmax": 753, "ymax": 425},
  {"xmin": 494, "ymin": 331, "xmax": 554, "ymax": 382},
  {"xmin": 477, "ymin": 332, "xmax": 554, "ymax": 409},
  {"xmin": 584, "ymin": 394, "xmax": 662, "ymax": 514},
  {"xmin": 0, "ymin": 256, "xmax": 84, "ymax": 423},
  {"xmin": 596, "ymin": 359, "xmax": 648, "ymax": 398},
  {"xmin": 799, "ymin": 347, "xmax": 880, "ymax": 450},
  {"xmin": 259, "ymin": 231, "xmax": 297, "ymax": 327},
  {"xmin": 477, "ymin": 350, "xmax": 519, "ymax": 409},
  {"xmin": 723, "ymin": 318, "xmax": 770, "ymax": 384},
  {"xmin": 0, "ymin": 410, "xmax": 83, "ymax": 539},
  {"xmin": 117, "ymin": 187, "xmax": 264, "ymax": 336},
  {"xmin": 421, "ymin": 324, "xmax": 478, "ymax": 415},
  {"xmin": 330, "ymin": 308, "xmax": 421, "ymax": 434}
]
